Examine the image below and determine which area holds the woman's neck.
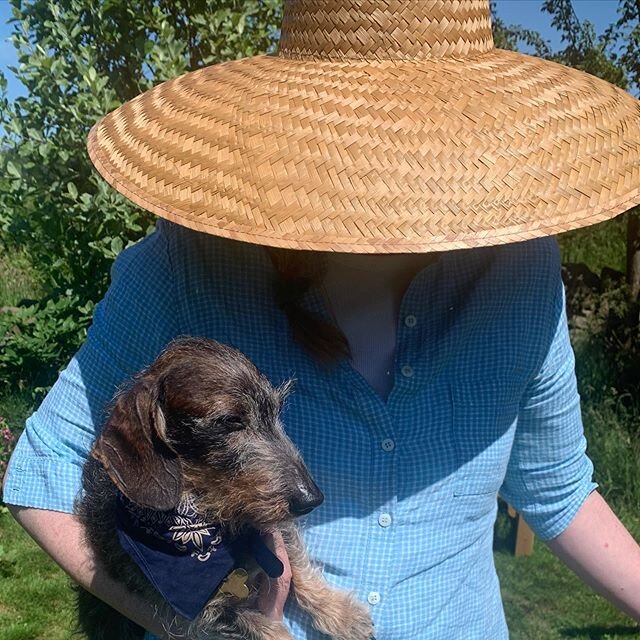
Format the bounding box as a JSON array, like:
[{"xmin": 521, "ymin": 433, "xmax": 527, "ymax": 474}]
[
  {"xmin": 323, "ymin": 252, "xmax": 439, "ymax": 301},
  {"xmin": 320, "ymin": 252, "xmax": 440, "ymax": 400}
]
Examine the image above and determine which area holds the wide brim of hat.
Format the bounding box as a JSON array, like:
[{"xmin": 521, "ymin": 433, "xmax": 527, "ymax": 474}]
[{"xmin": 87, "ymin": 48, "xmax": 640, "ymax": 253}]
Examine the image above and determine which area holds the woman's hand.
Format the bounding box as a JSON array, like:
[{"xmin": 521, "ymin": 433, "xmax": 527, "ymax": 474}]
[{"xmin": 257, "ymin": 529, "xmax": 292, "ymax": 621}]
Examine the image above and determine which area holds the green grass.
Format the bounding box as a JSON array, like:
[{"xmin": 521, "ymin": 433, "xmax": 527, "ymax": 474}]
[
  {"xmin": 495, "ymin": 507, "xmax": 640, "ymax": 640},
  {"xmin": 582, "ymin": 400, "xmax": 640, "ymax": 512},
  {"xmin": 0, "ymin": 391, "xmax": 83, "ymax": 640},
  {"xmin": 0, "ymin": 510, "xmax": 84, "ymax": 640},
  {"xmin": 0, "ymin": 506, "xmax": 638, "ymax": 640}
]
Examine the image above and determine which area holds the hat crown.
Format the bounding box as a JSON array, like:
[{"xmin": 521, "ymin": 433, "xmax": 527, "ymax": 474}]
[{"xmin": 277, "ymin": 0, "xmax": 494, "ymax": 61}]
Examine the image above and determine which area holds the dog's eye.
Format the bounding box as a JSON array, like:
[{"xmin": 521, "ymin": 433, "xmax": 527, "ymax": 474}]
[{"xmin": 217, "ymin": 415, "xmax": 245, "ymax": 432}]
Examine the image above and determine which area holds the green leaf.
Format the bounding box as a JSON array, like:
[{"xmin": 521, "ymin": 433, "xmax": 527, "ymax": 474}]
[
  {"xmin": 6, "ymin": 162, "xmax": 20, "ymax": 179},
  {"xmin": 0, "ymin": 0, "xmax": 282, "ymax": 393},
  {"xmin": 67, "ymin": 182, "xmax": 78, "ymax": 199},
  {"xmin": 110, "ymin": 236, "xmax": 123, "ymax": 254}
]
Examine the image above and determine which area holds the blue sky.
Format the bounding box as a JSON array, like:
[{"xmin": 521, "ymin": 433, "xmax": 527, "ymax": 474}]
[
  {"xmin": 0, "ymin": 1, "xmax": 625, "ymax": 103},
  {"xmin": 498, "ymin": 0, "xmax": 619, "ymax": 50}
]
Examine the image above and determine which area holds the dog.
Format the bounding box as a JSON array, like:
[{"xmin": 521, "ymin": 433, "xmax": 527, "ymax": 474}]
[{"xmin": 75, "ymin": 336, "xmax": 374, "ymax": 640}]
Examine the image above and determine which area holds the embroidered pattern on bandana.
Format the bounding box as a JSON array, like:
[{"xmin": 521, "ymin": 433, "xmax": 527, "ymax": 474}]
[{"xmin": 120, "ymin": 493, "xmax": 222, "ymax": 561}]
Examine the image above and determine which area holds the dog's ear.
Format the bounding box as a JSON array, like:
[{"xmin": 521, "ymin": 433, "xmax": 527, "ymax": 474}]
[{"xmin": 92, "ymin": 378, "xmax": 182, "ymax": 510}]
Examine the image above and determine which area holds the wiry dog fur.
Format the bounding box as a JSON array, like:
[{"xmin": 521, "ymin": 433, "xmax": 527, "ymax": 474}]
[{"xmin": 75, "ymin": 337, "xmax": 374, "ymax": 640}]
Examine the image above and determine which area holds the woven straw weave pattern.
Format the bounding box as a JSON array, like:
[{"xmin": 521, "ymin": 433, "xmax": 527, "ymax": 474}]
[
  {"xmin": 278, "ymin": 0, "xmax": 494, "ymax": 60},
  {"xmin": 87, "ymin": 2, "xmax": 640, "ymax": 253}
]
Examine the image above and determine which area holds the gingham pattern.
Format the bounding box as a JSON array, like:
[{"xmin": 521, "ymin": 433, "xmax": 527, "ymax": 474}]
[{"xmin": 3, "ymin": 220, "xmax": 597, "ymax": 639}]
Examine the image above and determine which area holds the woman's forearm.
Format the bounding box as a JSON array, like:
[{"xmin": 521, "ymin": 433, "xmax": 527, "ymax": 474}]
[
  {"xmin": 546, "ymin": 490, "xmax": 640, "ymax": 622},
  {"xmin": 6, "ymin": 505, "xmax": 189, "ymax": 639}
]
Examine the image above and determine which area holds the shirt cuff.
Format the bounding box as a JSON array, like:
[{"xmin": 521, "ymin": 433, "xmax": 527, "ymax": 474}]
[
  {"xmin": 2, "ymin": 433, "xmax": 83, "ymax": 513},
  {"xmin": 525, "ymin": 478, "xmax": 599, "ymax": 541}
]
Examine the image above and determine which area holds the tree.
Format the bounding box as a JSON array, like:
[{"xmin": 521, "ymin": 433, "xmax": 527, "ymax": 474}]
[{"xmin": 0, "ymin": 0, "xmax": 282, "ymax": 391}]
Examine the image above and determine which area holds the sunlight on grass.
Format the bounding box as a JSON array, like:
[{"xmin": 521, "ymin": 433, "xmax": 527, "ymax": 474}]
[
  {"xmin": 0, "ymin": 512, "xmax": 85, "ymax": 640},
  {"xmin": 496, "ymin": 509, "xmax": 640, "ymax": 640},
  {"xmin": 0, "ymin": 506, "xmax": 638, "ymax": 639}
]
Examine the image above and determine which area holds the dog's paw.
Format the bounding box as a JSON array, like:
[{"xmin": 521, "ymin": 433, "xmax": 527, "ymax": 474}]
[
  {"xmin": 309, "ymin": 592, "xmax": 374, "ymax": 640},
  {"xmin": 338, "ymin": 596, "xmax": 375, "ymax": 640}
]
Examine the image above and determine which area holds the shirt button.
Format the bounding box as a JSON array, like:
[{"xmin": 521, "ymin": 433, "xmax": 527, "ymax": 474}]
[
  {"xmin": 367, "ymin": 591, "xmax": 381, "ymax": 605},
  {"xmin": 401, "ymin": 364, "xmax": 414, "ymax": 378},
  {"xmin": 378, "ymin": 513, "xmax": 392, "ymax": 527},
  {"xmin": 381, "ymin": 438, "xmax": 395, "ymax": 452},
  {"xmin": 404, "ymin": 314, "xmax": 417, "ymax": 327}
]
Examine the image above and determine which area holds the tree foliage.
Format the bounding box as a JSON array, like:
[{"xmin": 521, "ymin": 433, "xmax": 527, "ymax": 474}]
[
  {"xmin": 492, "ymin": 0, "xmax": 631, "ymax": 89},
  {"xmin": 0, "ymin": 0, "xmax": 282, "ymax": 391}
]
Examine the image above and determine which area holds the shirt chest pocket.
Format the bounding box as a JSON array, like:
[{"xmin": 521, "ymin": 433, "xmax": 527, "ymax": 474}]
[{"xmin": 449, "ymin": 378, "xmax": 520, "ymax": 500}]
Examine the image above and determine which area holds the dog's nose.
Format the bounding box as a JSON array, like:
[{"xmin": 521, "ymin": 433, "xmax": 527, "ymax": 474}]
[{"xmin": 288, "ymin": 482, "xmax": 324, "ymax": 516}]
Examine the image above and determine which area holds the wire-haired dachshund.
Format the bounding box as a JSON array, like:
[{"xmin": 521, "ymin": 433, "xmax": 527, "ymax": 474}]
[{"xmin": 75, "ymin": 336, "xmax": 374, "ymax": 640}]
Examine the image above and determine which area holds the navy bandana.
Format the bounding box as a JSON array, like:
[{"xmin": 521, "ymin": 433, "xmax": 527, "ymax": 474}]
[{"xmin": 115, "ymin": 492, "xmax": 284, "ymax": 620}]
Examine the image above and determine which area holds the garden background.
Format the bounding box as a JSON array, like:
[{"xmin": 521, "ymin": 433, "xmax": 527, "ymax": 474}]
[{"xmin": 0, "ymin": 1, "xmax": 639, "ymax": 638}]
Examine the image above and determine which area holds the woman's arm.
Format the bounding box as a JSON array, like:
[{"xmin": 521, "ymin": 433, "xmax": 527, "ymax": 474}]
[
  {"xmin": 545, "ymin": 490, "xmax": 640, "ymax": 622},
  {"xmin": 499, "ymin": 260, "xmax": 639, "ymax": 622},
  {"xmin": 7, "ymin": 505, "xmax": 185, "ymax": 638}
]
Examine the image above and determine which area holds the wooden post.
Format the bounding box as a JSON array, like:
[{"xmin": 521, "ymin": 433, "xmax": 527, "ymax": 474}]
[{"xmin": 507, "ymin": 504, "xmax": 535, "ymax": 557}]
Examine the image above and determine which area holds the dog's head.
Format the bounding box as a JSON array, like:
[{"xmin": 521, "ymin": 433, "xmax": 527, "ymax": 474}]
[{"xmin": 92, "ymin": 337, "xmax": 323, "ymax": 530}]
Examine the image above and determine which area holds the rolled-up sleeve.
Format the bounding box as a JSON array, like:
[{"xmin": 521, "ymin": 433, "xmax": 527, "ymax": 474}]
[
  {"xmin": 500, "ymin": 283, "xmax": 598, "ymax": 541},
  {"xmin": 2, "ymin": 221, "xmax": 179, "ymax": 513}
]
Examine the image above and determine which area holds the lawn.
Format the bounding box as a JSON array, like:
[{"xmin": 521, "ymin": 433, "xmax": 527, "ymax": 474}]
[
  {"xmin": 495, "ymin": 504, "xmax": 640, "ymax": 640},
  {"xmin": 0, "ymin": 510, "xmax": 83, "ymax": 640}
]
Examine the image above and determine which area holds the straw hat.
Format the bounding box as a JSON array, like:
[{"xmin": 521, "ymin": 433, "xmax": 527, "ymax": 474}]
[{"xmin": 87, "ymin": 0, "xmax": 640, "ymax": 253}]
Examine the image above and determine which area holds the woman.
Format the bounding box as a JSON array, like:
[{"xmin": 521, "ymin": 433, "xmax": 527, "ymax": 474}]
[{"xmin": 3, "ymin": 2, "xmax": 640, "ymax": 638}]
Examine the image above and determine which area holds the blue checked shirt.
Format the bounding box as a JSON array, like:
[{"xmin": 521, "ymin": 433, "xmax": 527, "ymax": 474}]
[{"xmin": 3, "ymin": 220, "xmax": 597, "ymax": 639}]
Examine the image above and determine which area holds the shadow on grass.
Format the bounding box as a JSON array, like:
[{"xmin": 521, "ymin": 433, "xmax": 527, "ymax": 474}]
[{"xmin": 560, "ymin": 625, "xmax": 640, "ymax": 638}]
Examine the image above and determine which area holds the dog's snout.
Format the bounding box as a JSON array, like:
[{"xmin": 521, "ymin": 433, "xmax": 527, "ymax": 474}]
[{"xmin": 288, "ymin": 478, "xmax": 324, "ymax": 516}]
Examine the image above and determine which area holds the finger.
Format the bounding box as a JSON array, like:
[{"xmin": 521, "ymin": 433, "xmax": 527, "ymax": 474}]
[{"xmin": 257, "ymin": 530, "xmax": 291, "ymax": 621}]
